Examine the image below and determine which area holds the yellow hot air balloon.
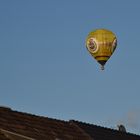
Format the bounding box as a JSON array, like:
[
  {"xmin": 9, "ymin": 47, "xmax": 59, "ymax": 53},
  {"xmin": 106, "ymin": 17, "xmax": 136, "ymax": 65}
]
[{"xmin": 86, "ymin": 29, "xmax": 117, "ymax": 70}]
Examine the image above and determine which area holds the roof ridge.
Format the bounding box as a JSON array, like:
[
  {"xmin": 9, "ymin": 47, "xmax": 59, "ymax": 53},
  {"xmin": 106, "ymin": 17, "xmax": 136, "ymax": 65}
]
[
  {"xmin": 0, "ymin": 106, "xmax": 68, "ymax": 124},
  {"xmin": 14, "ymin": 110, "xmax": 68, "ymax": 123},
  {"xmin": 70, "ymin": 120, "xmax": 110, "ymax": 129},
  {"xmin": 70, "ymin": 120, "xmax": 140, "ymax": 137},
  {"xmin": 0, "ymin": 106, "xmax": 12, "ymax": 111}
]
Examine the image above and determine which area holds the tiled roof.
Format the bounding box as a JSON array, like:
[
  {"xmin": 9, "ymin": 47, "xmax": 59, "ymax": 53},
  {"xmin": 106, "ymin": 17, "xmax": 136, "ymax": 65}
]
[
  {"xmin": 0, "ymin": 107, "xmax": 90, "ymax": 140},
  {"xmin": 71, "ymin": 120, "xmax": 140, "ymax": 140},
  {"xmin": 0, "ymin": 106, "xmax": 140, "ymax": 140}
]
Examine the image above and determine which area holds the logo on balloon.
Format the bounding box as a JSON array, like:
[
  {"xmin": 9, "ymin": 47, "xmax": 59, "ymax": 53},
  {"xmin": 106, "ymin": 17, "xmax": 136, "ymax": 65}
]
[{"xmin": 86, "ymin": 38, "xmax": 99, "ymax": 54}]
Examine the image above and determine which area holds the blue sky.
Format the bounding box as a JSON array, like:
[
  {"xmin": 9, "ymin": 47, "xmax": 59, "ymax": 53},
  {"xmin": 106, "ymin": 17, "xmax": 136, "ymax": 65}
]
[{"xmin": 0, "ymin": 0, "xmax": 140, "ymax": 134}]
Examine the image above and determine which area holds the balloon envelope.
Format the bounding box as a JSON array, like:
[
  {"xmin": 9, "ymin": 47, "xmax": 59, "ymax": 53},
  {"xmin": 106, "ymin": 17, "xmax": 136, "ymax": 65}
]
[{"xmin": 86, "ymin": 29, "xmax": 117, "ymax": 70}]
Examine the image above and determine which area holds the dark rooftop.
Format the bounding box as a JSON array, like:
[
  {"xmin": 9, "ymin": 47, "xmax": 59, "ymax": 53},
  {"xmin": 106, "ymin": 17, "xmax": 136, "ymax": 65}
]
[
  {"xmin": 0, "ymin": 107, "xmax": 90, "ymax": 140},
  {"xmin": 0, "ymin": 106, "xmax": 140, "ymax": 140},
  {"xmin": 70, "ymin": 120, "xmax": 140, "ymax": 140}
]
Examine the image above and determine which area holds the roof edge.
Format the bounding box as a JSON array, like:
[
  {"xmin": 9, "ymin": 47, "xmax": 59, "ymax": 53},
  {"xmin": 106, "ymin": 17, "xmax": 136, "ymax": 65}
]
[
  {"xmin": 0, "ymin": 129, "xmax": 36, "ymax": 140},
  {"xmin": 70, "ymin": 120, "xmax": 140, "ymax": 137}
]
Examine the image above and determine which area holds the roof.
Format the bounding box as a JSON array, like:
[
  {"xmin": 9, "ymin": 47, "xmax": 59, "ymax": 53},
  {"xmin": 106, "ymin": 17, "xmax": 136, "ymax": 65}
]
[
  {"xmin": 0, "ymin": 107, "xmax": 90, "ymax": 140},
  {"xmin": 0, "ymin": 106, "xmax": 140, "ymax": 140},
  {"xmin": 71, "ymin": 120, "xmax": 140, "ymax": 140}
]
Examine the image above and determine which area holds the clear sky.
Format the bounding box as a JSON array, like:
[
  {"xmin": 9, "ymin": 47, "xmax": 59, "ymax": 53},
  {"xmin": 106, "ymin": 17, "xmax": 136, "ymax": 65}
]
[{"xmin": 0, "ymin": 0, "xmax": 140, "ymax": 135}]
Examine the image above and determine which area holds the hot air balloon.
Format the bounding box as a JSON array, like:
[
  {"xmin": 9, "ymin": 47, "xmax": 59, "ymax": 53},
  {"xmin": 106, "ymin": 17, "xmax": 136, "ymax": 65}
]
[{"xmin": 86, "ymin": 29, "xmax": 117, "ymax": 70}]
